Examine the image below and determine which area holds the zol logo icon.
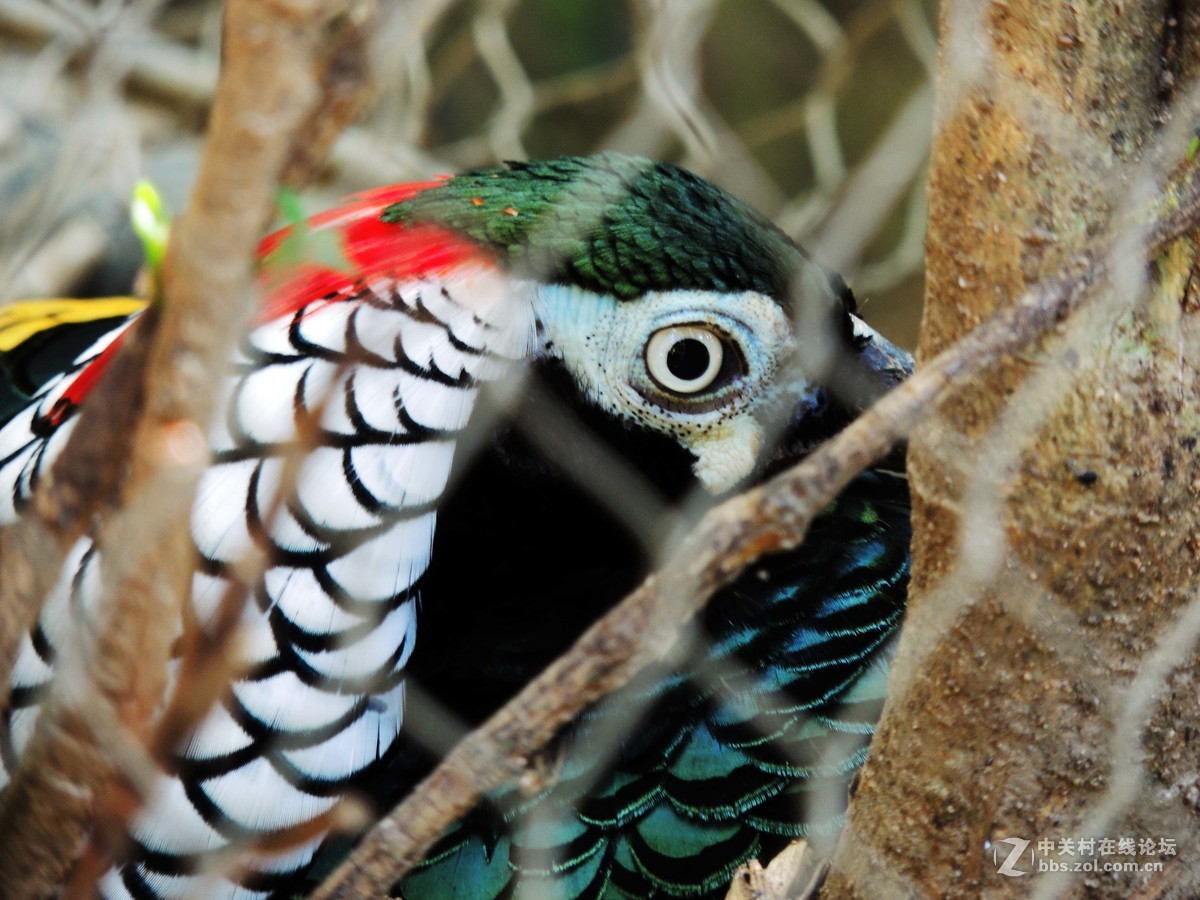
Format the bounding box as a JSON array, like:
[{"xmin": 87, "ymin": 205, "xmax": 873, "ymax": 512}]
[{"xmin": 994, "ymin": 837, "xmax": 1032, "ymax": 876}]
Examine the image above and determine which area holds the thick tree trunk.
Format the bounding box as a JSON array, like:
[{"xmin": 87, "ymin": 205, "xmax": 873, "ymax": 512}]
[{"xmin": 824, "ymin": 2, "xmax": 1200, "ymax": 897}]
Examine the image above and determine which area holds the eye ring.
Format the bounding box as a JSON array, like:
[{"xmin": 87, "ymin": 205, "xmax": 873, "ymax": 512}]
[{"xmin": 645, "ymin": 325, "xmax": 725, "ymax": 394}]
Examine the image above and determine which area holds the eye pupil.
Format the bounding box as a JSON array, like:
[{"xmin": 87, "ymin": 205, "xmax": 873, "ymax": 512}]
[{"xmin": 666, "ymin": 338, "xmax": 711, "ymax": 381}]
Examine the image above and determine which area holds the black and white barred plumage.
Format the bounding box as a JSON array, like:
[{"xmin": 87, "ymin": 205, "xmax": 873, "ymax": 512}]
[{"xmin": 0, "ymin": 266, "xmax": 532, "ymax": 897}]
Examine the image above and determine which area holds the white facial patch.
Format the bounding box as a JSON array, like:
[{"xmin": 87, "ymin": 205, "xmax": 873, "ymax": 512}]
[{"xmin": 532, "ymin": 285, "xmax": 795, "ymax": 493}]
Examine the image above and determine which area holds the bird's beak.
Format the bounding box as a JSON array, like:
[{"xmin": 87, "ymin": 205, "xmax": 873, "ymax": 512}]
[
  {"xmin": 676, "ymin": 313, "xmax": 911, "ymax": 495},
  {"xmin": 754, "ymin": 315, "xmax": 913, "ymax": 483},
  {"xmin": 843, "ymin": 315, "xmax": 913, "ymax": 401}
]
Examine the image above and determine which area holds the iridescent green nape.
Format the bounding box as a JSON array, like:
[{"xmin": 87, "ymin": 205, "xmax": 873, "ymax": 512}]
[{"xmin": 382, "ymin": 154, "xmax": 819, "ymax": 305}]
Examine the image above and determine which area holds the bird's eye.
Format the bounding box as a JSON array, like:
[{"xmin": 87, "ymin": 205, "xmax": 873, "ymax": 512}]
[{"xmin": 645, "ymin": 325, "xmax": 726, "ymax": 394}]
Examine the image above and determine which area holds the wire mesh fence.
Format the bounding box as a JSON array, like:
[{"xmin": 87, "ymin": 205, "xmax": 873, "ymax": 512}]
[
  {"xmin": 0, "ymin": 2, "xmax": 933, "ymax": 893},
  {"xmin": 1, "ymin": 0, "xmax": 1197, "ymax": 898},
  {"xmin": 0, "ymin": 0, "xmax": 932, "ymax": 339}
]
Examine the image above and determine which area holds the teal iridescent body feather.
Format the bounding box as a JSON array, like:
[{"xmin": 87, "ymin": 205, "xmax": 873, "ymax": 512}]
[{"xmin": 395, "ymin": 470, "xmax": 910, "ymax": 899}]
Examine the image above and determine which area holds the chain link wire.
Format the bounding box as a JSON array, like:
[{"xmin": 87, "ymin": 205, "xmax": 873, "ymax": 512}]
[
  {"xmin": 0, "ymin": 0, "xmax": 933, "ymax": 340},
  {"xmin": 3, "ymin": 0, "xmax": 1198, "ymax": 897},
  {"xmin": 14, "ymin": 1, "xmax": 1138, "ymax": 897}
]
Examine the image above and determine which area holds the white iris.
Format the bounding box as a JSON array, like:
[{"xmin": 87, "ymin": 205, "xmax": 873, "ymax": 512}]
[{"xmin": 645, "ymin": 326, "xmax": 724, "ymax": 394}]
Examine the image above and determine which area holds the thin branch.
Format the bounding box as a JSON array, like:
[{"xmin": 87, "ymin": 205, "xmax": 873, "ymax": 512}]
[
  {"xmin": 311, "ymin": 163, "xmax": 1200, "ymax": 899},
  {"xmin": 0, "ymin": 0, "xmax": 379, "ymax": 894},
  {"xmin": 0, "ymin": 309, "xmax": 156, "ymax": 710}
]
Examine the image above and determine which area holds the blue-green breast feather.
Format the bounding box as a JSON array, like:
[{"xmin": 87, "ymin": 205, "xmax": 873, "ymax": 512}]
[{"xmin": 397, "ymin": 469, "xmax": 909, "ymax": 899}]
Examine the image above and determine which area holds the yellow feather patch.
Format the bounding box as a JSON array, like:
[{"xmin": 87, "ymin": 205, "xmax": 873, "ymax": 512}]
[{"xmin": 0, "ymin": 298, "xmax": 146, "ymax": 352}]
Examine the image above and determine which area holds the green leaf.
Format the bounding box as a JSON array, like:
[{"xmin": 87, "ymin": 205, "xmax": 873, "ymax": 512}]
[
  {"xmin": 262, "ymin": 187, "xmax": 353, "ymax": 277},
  {"xmin": 130, "ymin": 179, "xmax": 171, "ymax": 275}
]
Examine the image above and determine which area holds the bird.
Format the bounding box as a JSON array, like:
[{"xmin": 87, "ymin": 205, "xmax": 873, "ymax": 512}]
[{"xmin": 0, "ymin": 153, "xmax": 911, "ymax": 899}]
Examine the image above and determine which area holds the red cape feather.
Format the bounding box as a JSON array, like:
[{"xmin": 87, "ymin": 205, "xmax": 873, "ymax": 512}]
[{"xmin": 51, "ymin": 179, "xmax": 486, "ymax": 426}]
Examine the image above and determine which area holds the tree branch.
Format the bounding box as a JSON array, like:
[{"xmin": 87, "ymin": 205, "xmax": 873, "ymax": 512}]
[
  {"xmin": 824, "ymin": 3, "xmax": 1200, "ymax": 894},
  {"xmin": 0, "ymin": 1, "xmax": 379, "ymax": 894},
  {"xmin": 0, "ymin": 311, "xmax": 156, "ymax": 710}
]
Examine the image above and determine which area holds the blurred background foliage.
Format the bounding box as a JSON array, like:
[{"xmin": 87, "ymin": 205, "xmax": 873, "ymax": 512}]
[{"xmin": 0, "ymin": 0, "xmax": 934, "ymax": 347}]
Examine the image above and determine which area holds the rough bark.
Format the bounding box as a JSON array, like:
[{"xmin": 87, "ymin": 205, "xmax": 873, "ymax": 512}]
[{"xmin": 825, "ymin": 2, "xmax": 1200, "ymax": 897}]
